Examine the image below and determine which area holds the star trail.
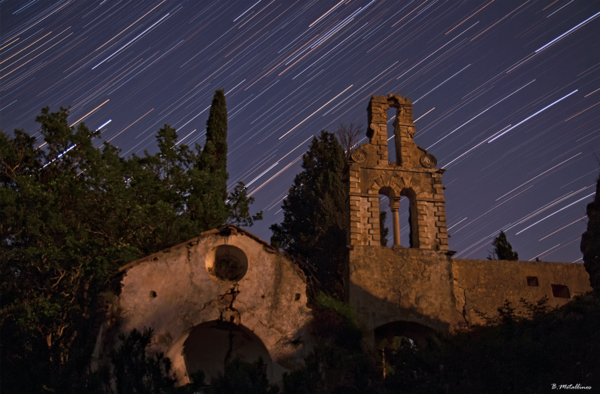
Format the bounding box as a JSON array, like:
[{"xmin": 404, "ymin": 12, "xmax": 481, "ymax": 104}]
[{"xmin": 1, "ymin": 0, "xmax": 599, "ymax": 263}]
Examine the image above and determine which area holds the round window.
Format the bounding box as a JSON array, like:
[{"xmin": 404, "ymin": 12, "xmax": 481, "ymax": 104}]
[
  {"xmin": 206, "ymin": 245, "xmax": 248, "ymax": 283},
  {"xmin": 214, "ymin": 254, "xmax": 245, "ymax": 281}
]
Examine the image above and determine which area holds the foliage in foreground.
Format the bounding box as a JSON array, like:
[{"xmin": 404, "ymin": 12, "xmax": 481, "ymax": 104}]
[
  {"xmin": 71, "ymin": 292, "xmax": 600, "ymax": 394},
  {"xmin": 289, "ymin": 293, "xmax": 600, "ymax": 393},
  {"xmin": 0, "ymin": 95, "xmax": 261, "ymax": 393},
  {"xmin": 281, "ymin": 292, "xmax": 377, "ymax": 394},
  {"xmin": 110, "ymin": 328, "xmax": 177, "ymax": 394},
  {"xmin": 380, "ymin": 293, "xmax": 600, "ymax": 393}
]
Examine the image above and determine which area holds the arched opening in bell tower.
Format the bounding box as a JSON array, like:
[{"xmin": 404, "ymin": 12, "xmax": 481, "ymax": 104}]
[
  {"xmin": 378, "ymin": 186, "xmax": 398, "ymax": 247},
  {"xmin": 379, "ymin": 194, "xmax": 391, "ymax": 247},
  {"xmin": 378, "ymin": 186, "xmax": 419, "ymax": 248},
  {"xmin": 400, "ymin": 188, "xmax": 419, "ymax": 248},
  {"xmin": 386, "ymin": 107, "xmax": 396, "ymax": 162}
]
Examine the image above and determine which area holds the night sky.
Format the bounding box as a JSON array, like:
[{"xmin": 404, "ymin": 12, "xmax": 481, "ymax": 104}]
[{"xmin": 1, "ymin": 0, "xmax": 599, "ymax": 263}]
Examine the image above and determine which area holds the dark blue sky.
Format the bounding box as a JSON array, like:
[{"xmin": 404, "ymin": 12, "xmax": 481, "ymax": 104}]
[{"xmin": 1, "ymin": 0, "xmax": 599, "ymax": 262}]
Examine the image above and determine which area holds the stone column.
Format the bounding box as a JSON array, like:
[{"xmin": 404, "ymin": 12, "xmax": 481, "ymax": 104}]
[
  {"xmin": 392, "ymin": 207, "xmax": 400, "ymax": 246},
  {"xmin": 391, "ymin": 197, "xmax": 400, "ymax": 246}
]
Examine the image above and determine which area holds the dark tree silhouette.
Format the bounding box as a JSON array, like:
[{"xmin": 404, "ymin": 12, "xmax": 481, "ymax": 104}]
[
  {"xmin": 487, "ymin": 230, "xmax": 519, "ymax": 260},
  {"xmin": 200, "ymin": 89, "xmax": 228, "ymax": 198},
  {"xmin": 270, "ymin": 130, "xmax": 347, "ymax": 298},
  {"xmin": 335, "ymin": 121, "xmax": 363, "ymax": 160},
  {"xmin": 581, "ymin": 173, "xmax": 600, "ymax": 295}
]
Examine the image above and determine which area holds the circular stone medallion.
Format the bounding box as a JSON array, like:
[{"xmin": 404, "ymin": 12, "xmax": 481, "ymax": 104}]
[
  {"xmin": 351, "ymin": 149, "xmax": 367, "ymax": 163},
  {"xmin": 420, "ymin": 153, "xmax": 437, "ymax": 168}
]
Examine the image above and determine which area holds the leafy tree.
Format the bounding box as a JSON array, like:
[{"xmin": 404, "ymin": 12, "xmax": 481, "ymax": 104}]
[
  {"xmin": 487, "ymin": 230, "xmax": 519, "ymax": 260},
  {"xmin": 0, "ymin": 98, "xmax": 260, "ymax": 392},
  {"xmin": 581, "ymin": 173, "xmax": 600, "ymax": 296},
  {"xmin": 270, "ymin": 131, "xmax": 347, "ymax": 298},
  {"xmin": 279, "ymin": 293, "xmax": 600, "ymax": 394},
  {"xmin": 110, "ymin": 328, "xmax": 177, "ymax": 394}
]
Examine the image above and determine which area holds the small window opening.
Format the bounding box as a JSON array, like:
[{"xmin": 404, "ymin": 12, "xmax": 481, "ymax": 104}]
[
  {"xmin": 551, "ymin": 284, "xmax": 570, "ymax": 298},
  {"xmin": 294, "ymin": 293, "xmax": 301, "ymax": 301},
  {"xmin": 387, "ymin": 107, "xmax": 396, "ymax": 162},
  {"xmin": 150, "ymin": 291, "xmax": 157, "ymax": 298},
  {"xmin": 526, "ymin": 276, "xmax": 539, "ymax": 287}
]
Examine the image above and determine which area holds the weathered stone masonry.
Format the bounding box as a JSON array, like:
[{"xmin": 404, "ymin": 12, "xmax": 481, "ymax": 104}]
[
  {"xmin": 95, "ymin": 93, "xmax": 593, "ymax": 386},
  {"xmin": 347, "ymin": 94, "xmax": 448, "ymax": 251},
  {"xmin": 346, "ymin": 94, "xmax": 592, "ymax": 347}
]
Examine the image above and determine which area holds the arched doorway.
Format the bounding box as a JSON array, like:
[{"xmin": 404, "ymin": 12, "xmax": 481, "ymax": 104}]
[
  {"xmin": 375, "ymin": 320, "xmax": 437, "ymax": 349},
  {"xmin": 374, "ymin": 320, "xmax": 437, "ymax": 378},
  {"xmin": 183, "ymin": 321, "xmax": 272, "ymax": 383}
]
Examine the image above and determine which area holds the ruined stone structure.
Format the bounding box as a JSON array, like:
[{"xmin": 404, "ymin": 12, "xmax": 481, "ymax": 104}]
[
  {"xmin": 346, "ymin": 94, "xmax": 592, "ymax": 349},
  {"xmin": 95, "ymin": 94, "xmax": 593, "ymax": 387},
  {"xmin": 93, "ymin": 226, "xmax": 313, "ymax": 386}
]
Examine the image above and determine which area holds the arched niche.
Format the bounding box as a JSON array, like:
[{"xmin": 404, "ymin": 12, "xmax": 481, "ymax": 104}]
[
  {"xmin": 377, "ymin": 185, "xmax": 421, "ymax": 248},
  {"xmin": 183, "ymin": 320, "xmax": 272, "ymax": 384}
]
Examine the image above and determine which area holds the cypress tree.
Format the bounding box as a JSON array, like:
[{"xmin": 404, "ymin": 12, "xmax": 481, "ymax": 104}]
[
  {"xmin": 487, "ymin": 230, "xmax": 519, "ymax": 260},
  {"xmin": 200, "ymin": 89, "xmax": 228, "ymax": 198},
  {"xmin": 270, "ymin": 130, "xmax": 347, "ymax": 297}
]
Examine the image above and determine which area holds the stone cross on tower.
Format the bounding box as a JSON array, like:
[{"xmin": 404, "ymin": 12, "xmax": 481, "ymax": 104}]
[{"xmin": 346, "ymin": 94, "xmax": 449, "ymax": 250}]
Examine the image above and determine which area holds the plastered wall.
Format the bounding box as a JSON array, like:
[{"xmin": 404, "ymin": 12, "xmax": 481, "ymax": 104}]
[{"xmin": 94, "ymin": 227, "xmax": 313, "ymax": 385}]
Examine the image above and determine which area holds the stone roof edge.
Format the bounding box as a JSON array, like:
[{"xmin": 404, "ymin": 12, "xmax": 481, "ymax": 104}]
[
  {"xmin": 118, "ymin": 225, "xmax": 276, "ymax": 273},
  {"xmin": 452, "ymin": 258, "xmax": 583, "ymax": 266},
  {"xmin": 227, "ymin": 224, "xmax": 276, "ymax": 252}
]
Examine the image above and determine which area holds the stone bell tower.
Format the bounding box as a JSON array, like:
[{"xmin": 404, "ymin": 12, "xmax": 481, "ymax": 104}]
[
  {"xmin": 347, "ymin": 94, "xmax": 448, "ymax": 251},
  {"xmin": 344, "ymin": 94, "xmax": 592, "ymax": 343}
]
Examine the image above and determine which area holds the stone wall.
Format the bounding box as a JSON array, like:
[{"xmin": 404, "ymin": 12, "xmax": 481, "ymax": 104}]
[
  {"xmin": 453, "ymin": 258, "xmax": 593, "ymax": 326},
  {"xmin": 347, "ymin": 246, "xmax": 592, "ymax": 341},
  {"xmin": 347, "ymin": 246, "xmax": 462, "ymax": 348}
]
